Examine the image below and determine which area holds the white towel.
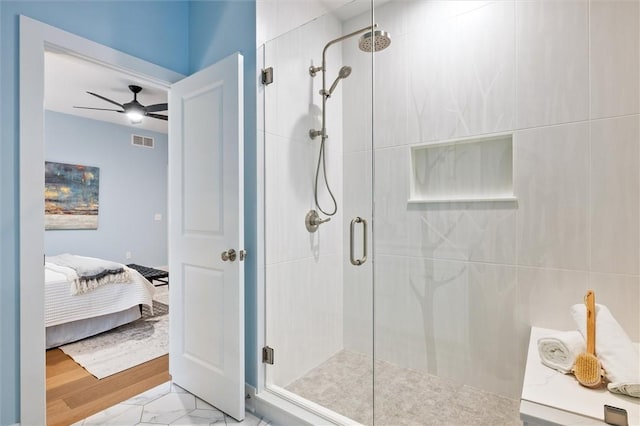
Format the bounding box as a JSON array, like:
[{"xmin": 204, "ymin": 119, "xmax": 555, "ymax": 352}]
[
  {"xmin": 570, "ymin": 303, "xmax": 640, "ymax": 398},
  {"xmin": 537, "ymin": 330, "xmax": 586, "ymax": 374}
]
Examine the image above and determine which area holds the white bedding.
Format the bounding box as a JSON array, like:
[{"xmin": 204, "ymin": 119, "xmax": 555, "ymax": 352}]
[{"xmin": 45, "ymin": 263, "xmax": 155, "ymax": 327}]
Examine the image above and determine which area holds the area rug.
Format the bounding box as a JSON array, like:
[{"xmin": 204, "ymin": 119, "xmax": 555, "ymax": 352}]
[{"xmin": 59, "ymin": 298, "xmax": 168, "ymax": 379}]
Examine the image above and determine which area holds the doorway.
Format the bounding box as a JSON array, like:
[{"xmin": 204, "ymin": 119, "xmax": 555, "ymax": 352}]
[
  {"xmin": 19, "ymin": 16, "xmax": 183, "ymax": 425},
  {"xmin": 43, "ymin": 49, "xmax": 171, "ymax": 424}
]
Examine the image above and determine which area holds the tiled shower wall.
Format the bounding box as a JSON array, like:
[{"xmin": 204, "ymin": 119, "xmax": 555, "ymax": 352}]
[
  {"xmin": 262, "ymin": 11, "xmax": 348, "ymax": 387},
  {"xmin": 342, "ymin": 0, "xmax": 640, "ymax": 399}
]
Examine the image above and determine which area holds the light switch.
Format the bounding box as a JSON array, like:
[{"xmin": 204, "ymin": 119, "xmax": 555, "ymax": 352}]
[{"xmin": 154, "ymin": 213, "xmax": 162, "ymax": 221}]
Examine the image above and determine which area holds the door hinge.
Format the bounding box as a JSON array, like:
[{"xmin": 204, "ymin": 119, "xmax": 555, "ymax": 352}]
[
  {"xmin": 261, "ymin": 67, "xmax": 273, "ymax": 85},
  {"xmin": 262, "ymin": 346, "xmax": 274, "ymax": 365}
]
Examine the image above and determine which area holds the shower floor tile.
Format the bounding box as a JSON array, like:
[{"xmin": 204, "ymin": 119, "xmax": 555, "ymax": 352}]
[{"xmin": 285, "ymin": 350, "xmax": 521, "ymax": 426}]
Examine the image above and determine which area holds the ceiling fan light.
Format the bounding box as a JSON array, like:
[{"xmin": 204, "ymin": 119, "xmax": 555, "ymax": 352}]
[
  {"xmin": 127, "ymin": 111, "xmax": 143, "ymax": 124},
  {"xmin": 77, "ymin": 85, "xmax": 167, "ymax": 125}
]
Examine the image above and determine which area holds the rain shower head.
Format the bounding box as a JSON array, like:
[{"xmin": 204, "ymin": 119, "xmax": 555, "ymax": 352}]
[
  {"xmin": 309, "ymin": 26, "xmax": 392, "ymax": 76},
  {"xmin": 325, "ymin": 65, "xmax": 352, "ymax": 97},
  {"xmin": 358, "ymin": 29, "xmax": 392, "ymax": 52}
]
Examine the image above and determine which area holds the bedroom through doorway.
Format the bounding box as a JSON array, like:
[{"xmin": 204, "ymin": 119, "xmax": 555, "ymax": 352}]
[{"xmin": 43, "ymin": 49, "xmax": 172, "ymax": 424}]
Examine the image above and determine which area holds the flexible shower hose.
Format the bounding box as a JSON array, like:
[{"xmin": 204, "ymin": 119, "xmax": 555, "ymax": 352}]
[{"xmin": 314, "ymin": 136, "xmax": 337, "ymax": 216}]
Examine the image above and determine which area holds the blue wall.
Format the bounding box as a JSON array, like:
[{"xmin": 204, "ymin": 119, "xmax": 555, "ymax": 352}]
[
  {"xmin": 189, "ymin": 0, "xmax": 258, "ymax": 390},
  {"xmin": 0, "ymin": 1, "xmax": 257, "ymax": 424},
  {"xmin": 44, "ymin": 111, "xmax": 168, "ymax": 267}
]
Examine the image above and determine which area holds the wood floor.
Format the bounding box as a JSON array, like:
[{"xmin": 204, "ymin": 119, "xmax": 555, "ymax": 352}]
[{"xmin": 46, "ymin": 348, "xmax": 170, "ymax": 426}]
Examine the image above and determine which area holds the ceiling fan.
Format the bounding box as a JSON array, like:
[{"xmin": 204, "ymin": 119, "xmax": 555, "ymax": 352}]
[{"xmin": 74, "ymin": 84, "xmax": 168, "ymax": 123}]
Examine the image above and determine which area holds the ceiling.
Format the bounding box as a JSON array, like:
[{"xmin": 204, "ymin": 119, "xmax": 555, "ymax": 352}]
[{"xmin": 45, "ymin": 50, "xmax": 169, "ymax": 134}]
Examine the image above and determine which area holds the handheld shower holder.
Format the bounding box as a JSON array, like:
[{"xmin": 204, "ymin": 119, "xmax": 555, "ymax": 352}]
[
  {"xmin": 309, "ymin": 65, "xmax": 323, "ymax": 77},
  {"xmin": 309, "ymin": 128, "xmax": 326, "ymax": 140}
]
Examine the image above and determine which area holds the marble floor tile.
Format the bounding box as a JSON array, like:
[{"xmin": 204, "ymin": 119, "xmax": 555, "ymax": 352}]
[
  {"xmin": 121, "ymin": 381, "xmax": 173, "ymax": 406},
  {"xmin": 81, "ymin": 404, "xmax": 144, "ymax": 425},
  {"xmin": 74, "ymin": 380, "xmax": 271, "ymax": 426},
  {"xmin": 139, "ymin": 392, "xmax": 197, "ymax": 424},
  {"xmin": 170, "ymin": 408, "xmax": 226, "ymax": 425}
]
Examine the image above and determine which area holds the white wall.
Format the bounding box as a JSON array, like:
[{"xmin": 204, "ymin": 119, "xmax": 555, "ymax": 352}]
[
  {"xmin": 262, "ymin": 11, "xmax": 346, "ymax": 387},
  {"xmin": 343, "ymin": 0, "xmax": 640, "ymax": 400}
]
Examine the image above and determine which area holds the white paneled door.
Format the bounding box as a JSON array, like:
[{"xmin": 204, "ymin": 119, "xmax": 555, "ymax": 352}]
[{"xmin": 168, "ymin": 53, "xmax": 245, "ymax": 421}]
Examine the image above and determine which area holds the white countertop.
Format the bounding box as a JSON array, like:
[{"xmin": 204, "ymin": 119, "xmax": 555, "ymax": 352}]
[{"xmin": 520, "ymin": 327, "xmax": 640, "ymax": 425}]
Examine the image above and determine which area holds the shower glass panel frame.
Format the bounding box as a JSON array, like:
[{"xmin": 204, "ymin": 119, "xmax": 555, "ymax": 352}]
[{"xmin": 261, "ymin": 0, "xmax": 376, "ymax": 424}]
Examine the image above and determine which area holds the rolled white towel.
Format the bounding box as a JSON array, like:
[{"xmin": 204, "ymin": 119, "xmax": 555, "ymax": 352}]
[
  {"xmin": 608, "ymin": 383, "xmax": 640, "ymax": 398},
  {"xmin": 571, "ymin": 303, "xmax": 640, "ymax": 398},
  {"xmin": 537, "ymin": 330, "xmax": 585, "ymax": 374}
]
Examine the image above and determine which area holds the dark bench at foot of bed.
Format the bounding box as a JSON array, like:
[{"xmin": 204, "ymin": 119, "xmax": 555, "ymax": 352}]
[{"xmin": 126, "ymin": 264, "xmax": 169, "ymax": 287}]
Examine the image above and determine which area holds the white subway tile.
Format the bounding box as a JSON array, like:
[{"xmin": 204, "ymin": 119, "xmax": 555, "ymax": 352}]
[
  {"xmin": 588, "ymin": 273, "xmax": 640, "ymax": 341},
  {"xmin": 404, "ymin": 1, "xmax": 515, "ymax": 144},
  {"xmin": 590, "ymin": 0, "xmax": 640, "ymax": 118},
  {"xmin": 516, "ymin": 0, "xmax": 589, "ymax": 128},
  {"xmin": 590, "ymin": 115, "xmax": 640, "ymax": 275},
  {"xmin": 465, "ymin": 262, "xmax": 520, "ymax": 398},
  {"xmin": 516, "ymin": 266, "xmax": 589, "ymax": 331},
  {"xmin": 515, "ymin": 123, "xmax": 589, "ymax": 270}
]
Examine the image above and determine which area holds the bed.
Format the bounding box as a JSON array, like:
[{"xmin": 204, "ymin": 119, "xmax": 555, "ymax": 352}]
[{"xmin": 45, "ymin": 255, "xmax": 156, "ymax": 349}]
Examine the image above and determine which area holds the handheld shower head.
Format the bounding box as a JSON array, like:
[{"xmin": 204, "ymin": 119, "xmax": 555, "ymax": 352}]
[
  {"xmin": 359, "ymin": 29, "xmax": 392, "ymax": 52},
  {"xmin": 338, "ymin": 65, "xmax": 352, "ymax": 79},
  {"xmin": 325, "ymin": 65, "xmax": 352, "ymax": 97}
]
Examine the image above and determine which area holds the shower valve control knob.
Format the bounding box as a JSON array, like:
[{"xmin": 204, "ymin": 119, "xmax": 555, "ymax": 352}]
[{"xmin": 305, "ymin": 210, "xmax": 331, "ymax": 233}]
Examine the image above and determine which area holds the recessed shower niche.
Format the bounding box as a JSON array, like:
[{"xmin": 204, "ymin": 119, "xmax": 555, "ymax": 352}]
[{"xmin": 409, "ymin": 133, "xmax": 516, "ymax": 203}]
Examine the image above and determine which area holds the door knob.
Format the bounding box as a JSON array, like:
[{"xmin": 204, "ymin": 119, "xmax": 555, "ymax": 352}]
[{"xmin": 221, "ymin": 249, "xmax": 236, "ymax": 262}]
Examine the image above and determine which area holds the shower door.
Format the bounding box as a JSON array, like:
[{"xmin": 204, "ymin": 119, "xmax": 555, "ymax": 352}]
[{"xmin": 261, "ymin": 1, "xmax": 375, "ymax": 424}]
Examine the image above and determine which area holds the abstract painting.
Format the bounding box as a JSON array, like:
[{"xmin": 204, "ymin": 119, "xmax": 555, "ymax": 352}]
[{"xmin": 45, "ymin": 161, "xmax": 100, "ymax": 230}]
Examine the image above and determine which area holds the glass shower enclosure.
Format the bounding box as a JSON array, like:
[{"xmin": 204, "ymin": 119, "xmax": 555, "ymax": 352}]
[{"xmin": 257, "ymin": 0, "xmax": 610, "ymax": 423}]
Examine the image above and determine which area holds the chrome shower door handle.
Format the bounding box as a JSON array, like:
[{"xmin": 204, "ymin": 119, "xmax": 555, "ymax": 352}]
[{"xmin": 350, "ymin": 217, "xmax": 367, "ymax": 266}]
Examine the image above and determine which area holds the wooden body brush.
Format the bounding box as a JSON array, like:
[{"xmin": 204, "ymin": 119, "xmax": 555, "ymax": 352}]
[{"xmin": 573, "ymin": 290, "xmax": 604, "ymax": 387}]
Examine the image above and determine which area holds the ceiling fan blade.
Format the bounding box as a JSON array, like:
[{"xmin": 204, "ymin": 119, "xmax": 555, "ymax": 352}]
[
  {"xmin": 145, "ymin": 103, "xmax": 168, "ymax": 112},
  {"xmin": 73, "ymin": 106, "xmax": 124, "ymax": 112},
  {"xmin": 87, "ymin": 91, "xmax": 124, "ymax": 108},
  {"xmin": 146, "ymin": 113, "xmax": 168, "ymax": 121}
]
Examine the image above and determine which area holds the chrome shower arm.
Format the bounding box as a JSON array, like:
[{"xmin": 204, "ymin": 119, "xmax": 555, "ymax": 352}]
[
  {"xmin": 310, "ymin": 24, "xmax": 376, "ymax": 77},
  {"xmin": 320, "ymin": 24, "xmax": 376, "ymax": 72}
]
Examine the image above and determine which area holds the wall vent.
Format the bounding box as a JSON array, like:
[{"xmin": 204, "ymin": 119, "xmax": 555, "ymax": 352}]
[{"xmin": 131, "ymin": 134, "xmax": 155, "ymax": 149}]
